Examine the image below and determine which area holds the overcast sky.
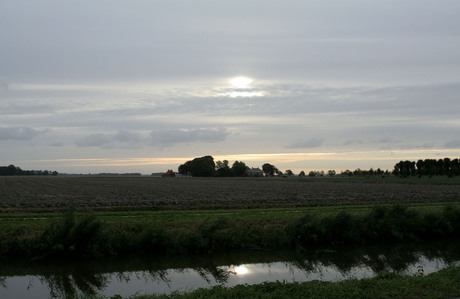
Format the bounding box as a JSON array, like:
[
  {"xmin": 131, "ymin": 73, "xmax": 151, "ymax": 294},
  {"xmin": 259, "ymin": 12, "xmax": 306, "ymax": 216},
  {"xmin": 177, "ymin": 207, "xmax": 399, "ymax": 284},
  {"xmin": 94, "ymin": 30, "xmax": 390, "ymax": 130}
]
[{"xmin": 1, "ymin": 0, "xmax": 460, "ymax": 174}]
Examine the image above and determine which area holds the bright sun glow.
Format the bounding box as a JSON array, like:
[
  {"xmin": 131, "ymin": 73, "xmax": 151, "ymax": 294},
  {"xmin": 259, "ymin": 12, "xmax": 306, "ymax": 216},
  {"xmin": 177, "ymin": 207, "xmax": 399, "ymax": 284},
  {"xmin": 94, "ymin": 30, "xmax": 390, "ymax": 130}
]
[
  {"xmin": 234, "ymin": 266, "xmax": 249, "ymax": 275},
  {"xmin": 226, "ymin": 76, "xmax": 263, "ymax": 97},
  {"xmin": 231, "ymin": 77, "xmax": 253, "ymax": 89}
]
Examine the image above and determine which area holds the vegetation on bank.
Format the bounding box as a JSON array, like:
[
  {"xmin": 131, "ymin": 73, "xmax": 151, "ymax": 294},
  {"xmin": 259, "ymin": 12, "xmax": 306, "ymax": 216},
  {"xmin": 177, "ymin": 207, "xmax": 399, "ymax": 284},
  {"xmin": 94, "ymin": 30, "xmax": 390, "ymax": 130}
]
[
  {"xmin": 1, "ymin": 204, "xmax": 459, "ymax": 260},
  {"xmin": 105, "ymin": 266, "xmax": 460, "ymax": 299}
]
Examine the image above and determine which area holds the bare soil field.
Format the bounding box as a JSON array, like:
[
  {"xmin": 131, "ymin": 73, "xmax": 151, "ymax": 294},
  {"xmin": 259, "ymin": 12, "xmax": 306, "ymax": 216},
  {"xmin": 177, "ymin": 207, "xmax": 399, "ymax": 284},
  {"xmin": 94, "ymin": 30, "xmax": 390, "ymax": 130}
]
[{"xmin": 0, "ymin": 176, "xmax": 459, "ymax": 212}]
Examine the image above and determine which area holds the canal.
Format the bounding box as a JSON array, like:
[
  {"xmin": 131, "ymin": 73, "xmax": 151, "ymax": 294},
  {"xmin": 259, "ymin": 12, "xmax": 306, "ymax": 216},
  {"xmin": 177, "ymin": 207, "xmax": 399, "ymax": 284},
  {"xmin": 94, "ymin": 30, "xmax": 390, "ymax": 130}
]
[{"xmin": 1, "ymin": 239, "xmax": 459, "ymax": 298}]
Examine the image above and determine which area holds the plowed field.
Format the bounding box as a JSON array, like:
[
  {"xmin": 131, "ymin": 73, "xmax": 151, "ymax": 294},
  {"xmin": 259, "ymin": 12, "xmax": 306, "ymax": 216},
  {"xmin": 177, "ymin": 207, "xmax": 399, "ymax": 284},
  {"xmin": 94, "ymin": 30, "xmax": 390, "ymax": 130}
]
[{"xmin": 1, "ymin": 176, "xmax": 459, "ymax": 212}]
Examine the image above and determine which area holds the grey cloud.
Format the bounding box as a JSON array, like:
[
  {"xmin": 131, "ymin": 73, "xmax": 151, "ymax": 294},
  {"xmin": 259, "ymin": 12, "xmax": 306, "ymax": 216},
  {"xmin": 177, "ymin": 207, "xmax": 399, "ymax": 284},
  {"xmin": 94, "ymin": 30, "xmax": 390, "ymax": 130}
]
[
  {"xmin": 5, "ymin": 82, "xmax": 460, "ymax": 129},
  {"xmin": 0, "ymin": 126, "xmax": 43, "ymax": 140},
  {"xmin": 75, "ymin": 129, "xmax": 227, "ymax": 148},
  {"xmin": 150, "ymin": 128, "xmax": 228, "ymax": 147},
  {"xmin": 399, "ymin": 143, "xmax": 434, "ymax": 150},
  {"xmin": 421, "ymin": 143, "xmax": 435, "ymax": 149},
  {"xmin": 445, "ymin": 140, "xmax": 460, "ymax": 149},
  {"xmin": 344, "ymin": 140, "xmax": 363, "ymax": 146},
  {"xmin": 49, "ymin": 142, "xmax": 64, "ymax": 147},
  {"xmin": 377, "ymin": 137, "xmax": 392, "ymax": 144},
  {"xmin": 286, "ymin": 138, "xmax": 324, "ymax": 149},
  {"xmin": 75, "ymin": 133, "xmax": 113, "ymax": 147},
  {"xmin": 1, "ymin": 0, "xmax": 460, "ymax": 174},
  {"xmin": 75, "ymin": 130, "xmax": 141, "ymax": 148},
  {"xmin": 114, "ymin": 130, "xmax": 140, "ymax": 143},
  {"xmin": 1, "ymin": 102, "xmax": 58, "ymax": 116},
  {"xmin": 0, "ymin": 79, "xmax": 8, "ymax": 90},
  {"xmin": 145, "ymin": 82, "xmax": 460, "ymax": 119},
  {"xmin": 3, "ymin": 1, "xmax": 460, "ymax": 83}
]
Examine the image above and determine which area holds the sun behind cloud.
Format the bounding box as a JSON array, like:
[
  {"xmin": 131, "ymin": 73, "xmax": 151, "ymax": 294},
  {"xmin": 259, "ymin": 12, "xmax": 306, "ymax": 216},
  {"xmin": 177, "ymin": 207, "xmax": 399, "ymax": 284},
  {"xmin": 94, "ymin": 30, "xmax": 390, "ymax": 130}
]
[
  {"xmin": 226, "ymin": 76, "xmax": 264, "ymax": 98},
  {"xmin": 231, "ymin": 77, "xmax": 253, "ymax": 89}
]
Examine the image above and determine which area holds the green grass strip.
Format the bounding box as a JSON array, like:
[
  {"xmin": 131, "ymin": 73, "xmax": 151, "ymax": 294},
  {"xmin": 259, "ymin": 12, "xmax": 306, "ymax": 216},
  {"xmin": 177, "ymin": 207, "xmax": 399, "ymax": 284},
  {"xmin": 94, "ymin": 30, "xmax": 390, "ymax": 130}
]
[
  {"xmin": 1, "ymin": 204, "xmax": 460, "ymax": 259},
  {"xmin": 90, "ymin": 266, "xmax": 460, "ymax": 299}
]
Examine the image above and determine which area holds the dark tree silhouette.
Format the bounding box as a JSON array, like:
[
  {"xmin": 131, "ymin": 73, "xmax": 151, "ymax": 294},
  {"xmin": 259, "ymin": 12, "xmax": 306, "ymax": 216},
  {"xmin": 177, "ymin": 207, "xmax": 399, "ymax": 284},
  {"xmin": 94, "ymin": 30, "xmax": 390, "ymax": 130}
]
[
  {"xmin": 215, "ymin": 160, "xmax": 232, "ymax": 177},
  {"xmin": 262, "ymin": 163, "xmax": 278, "ymax": 177},
  {"xmin": 0, "ymin": 165, "xmax": 58, "ymax": 176},
  {"xmin": 178, "ymin": 161, "xmax": 191, "ymax": 176},
  {"xmin": 231, "ymin": 161, "xmax": 247, "ymax": 177},
  {"xmin": 185, "ymin": 156, "xmax": 216, "ymax": 177}
]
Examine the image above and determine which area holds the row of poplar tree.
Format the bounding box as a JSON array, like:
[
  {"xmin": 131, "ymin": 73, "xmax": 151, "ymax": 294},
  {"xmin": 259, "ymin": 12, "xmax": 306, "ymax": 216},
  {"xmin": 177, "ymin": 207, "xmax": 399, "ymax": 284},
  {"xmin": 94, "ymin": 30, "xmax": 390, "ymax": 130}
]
[{"xmin": 393, "ymin": 158, "xmax": 460, "ymax": 177}]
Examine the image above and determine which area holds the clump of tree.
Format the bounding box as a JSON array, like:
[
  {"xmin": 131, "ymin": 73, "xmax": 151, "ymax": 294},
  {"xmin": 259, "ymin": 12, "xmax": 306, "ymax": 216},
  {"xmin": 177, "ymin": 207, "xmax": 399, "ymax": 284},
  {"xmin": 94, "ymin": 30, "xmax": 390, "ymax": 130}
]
[
  {"xmin": 0, "ymin": 165, "xmax": 58, "ymax": 176},
  {"xmin": 179, "ymin": 156, "xmax": 275, "ymax": 177},
  {"xmin": 178, "ymin": 156, "xmax": 215, "ymax": 177},
  {"xmin": 178, "ymin": 156, "xmax": 251, "ymax": 177},
  {"xmin": 308, "ymin": 170, "xmax": 324, "ymax": 177},
  {"xmin": 215, "ymin": 160, "xmax": 249, "ymax": 177},
  {"xmin": 393, "ymin": 161, "xmax": 417, "ymax": 177},
  {"xmin": 339, "ymin": 168, "xmax": 389, "ymax": 177},
  {"xmin": 215, "ymin": 160, "xmax": 232, "ymax": 177},
  {"xmin": 231, "ymin": 161, "xmax": 247, "ymax": 177},
  {"xmin": 394, "ymin": 158, "xmax": 460, "ymax": 178},
  {"xmin": 262, "ymin": 163, "xmax": 278, "ymax": 177}
]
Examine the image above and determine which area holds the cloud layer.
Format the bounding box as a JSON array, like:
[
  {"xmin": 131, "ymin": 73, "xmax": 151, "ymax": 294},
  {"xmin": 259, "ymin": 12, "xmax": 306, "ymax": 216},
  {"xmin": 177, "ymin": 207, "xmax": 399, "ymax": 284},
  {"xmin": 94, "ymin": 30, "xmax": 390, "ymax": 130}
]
[
  {"xmin": 0, "ymin": 127, "xmax": 44, "ymax": 141},
  {"xmin": 1, "ymin": 0, "xmax": 460, "ymax": 173}
]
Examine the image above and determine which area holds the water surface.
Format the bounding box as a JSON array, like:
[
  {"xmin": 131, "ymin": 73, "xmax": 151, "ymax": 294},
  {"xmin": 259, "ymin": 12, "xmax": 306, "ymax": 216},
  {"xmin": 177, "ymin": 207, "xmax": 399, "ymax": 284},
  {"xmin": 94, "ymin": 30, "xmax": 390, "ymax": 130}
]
[{"xmin": 1, "ymin": 240, "xmax": 459, "ymax": 298}]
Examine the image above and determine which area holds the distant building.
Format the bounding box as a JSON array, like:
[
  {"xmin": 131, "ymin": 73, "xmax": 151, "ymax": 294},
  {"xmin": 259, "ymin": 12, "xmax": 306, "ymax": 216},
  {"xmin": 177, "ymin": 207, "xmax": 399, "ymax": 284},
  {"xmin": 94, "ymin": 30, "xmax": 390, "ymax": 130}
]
[
  {"xmin": 162, "ymin": 169, "xmax": 176, "ymax": 177},
  {"xmin": 246, "ymin": 167, "xmax": 264, "ymax": 177}
]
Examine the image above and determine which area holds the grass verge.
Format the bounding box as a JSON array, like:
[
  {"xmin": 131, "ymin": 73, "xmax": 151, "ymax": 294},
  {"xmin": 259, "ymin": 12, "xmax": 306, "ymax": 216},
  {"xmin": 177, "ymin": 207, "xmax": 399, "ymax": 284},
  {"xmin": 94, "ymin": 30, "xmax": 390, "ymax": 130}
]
[{"xmin": 0, "ymin": 204, "xmax": 459, "ymax": 259}]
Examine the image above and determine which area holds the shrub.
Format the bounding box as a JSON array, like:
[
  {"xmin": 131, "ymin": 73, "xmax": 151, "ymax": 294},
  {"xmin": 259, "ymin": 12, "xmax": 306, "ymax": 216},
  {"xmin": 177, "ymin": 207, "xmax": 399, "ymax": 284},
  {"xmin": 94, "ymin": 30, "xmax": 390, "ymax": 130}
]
[{"xmin": 39, "ymin": 208, "xmax": 103, "ymax": 257}]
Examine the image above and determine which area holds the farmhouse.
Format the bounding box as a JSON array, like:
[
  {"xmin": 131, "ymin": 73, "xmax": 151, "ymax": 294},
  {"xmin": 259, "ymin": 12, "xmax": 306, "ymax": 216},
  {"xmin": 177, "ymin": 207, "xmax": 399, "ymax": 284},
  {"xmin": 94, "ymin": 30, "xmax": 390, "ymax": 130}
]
[
  {"xmin": 162, "ymin": 169, "xmax": 176, "ymax": 177},
  {"xmin": 246, "ymin": 167, "xmax": 264, "ymax": 177}
]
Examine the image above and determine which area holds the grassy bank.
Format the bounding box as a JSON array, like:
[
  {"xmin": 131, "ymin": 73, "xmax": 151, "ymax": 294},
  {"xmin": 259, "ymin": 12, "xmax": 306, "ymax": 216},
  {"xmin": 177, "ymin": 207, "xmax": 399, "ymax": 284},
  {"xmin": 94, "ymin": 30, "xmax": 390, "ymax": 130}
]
[
  {"xmin": 116, "ymin": 266, "xmax": 460, "ymax": 299},
  {"xmin": 1, "ymin": 204, "xmax": 459, "ymax": 259}
]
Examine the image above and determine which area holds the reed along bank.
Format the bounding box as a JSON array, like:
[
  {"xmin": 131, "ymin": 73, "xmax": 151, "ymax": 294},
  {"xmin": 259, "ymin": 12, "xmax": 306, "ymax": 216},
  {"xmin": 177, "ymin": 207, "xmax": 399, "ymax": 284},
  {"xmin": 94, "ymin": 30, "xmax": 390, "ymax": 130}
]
[{"xmin": 1, "ymin": 204, "xmax": 459, "ymax": 260}]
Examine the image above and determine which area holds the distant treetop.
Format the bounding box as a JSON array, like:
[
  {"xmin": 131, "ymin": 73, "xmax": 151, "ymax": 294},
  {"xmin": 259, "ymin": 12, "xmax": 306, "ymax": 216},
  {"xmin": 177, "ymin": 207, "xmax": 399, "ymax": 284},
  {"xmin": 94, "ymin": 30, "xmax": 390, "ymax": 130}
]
[{"xmin": 0, "ymin": 165, "xmax": 58, "ymax": 176}]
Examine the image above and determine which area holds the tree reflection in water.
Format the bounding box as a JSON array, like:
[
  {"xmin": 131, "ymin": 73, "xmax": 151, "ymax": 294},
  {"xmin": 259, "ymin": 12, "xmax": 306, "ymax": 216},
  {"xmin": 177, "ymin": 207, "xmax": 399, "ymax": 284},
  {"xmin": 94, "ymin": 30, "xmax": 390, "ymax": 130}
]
[
  {"xmin": 290, "ymin": 240, "xmax": 460, "ymax": 279},
  {"xmin": 0, "ymin": 239, "xmax": 459, "ymax": 298},
  {"xmin": 195, "ymin": 266, "xmax": 232, "ymax": 284},
  {"xmin": 36, "ymin": 266, "xmax": 108, "ymax": 298}
]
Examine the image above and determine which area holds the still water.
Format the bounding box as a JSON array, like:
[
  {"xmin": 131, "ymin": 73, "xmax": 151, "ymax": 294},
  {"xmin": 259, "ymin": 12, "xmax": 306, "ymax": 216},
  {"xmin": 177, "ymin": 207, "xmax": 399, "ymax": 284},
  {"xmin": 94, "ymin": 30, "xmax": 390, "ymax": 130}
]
[{"xmin": 1, "ymin": 240, "xmax": 459, "ymax": 298}]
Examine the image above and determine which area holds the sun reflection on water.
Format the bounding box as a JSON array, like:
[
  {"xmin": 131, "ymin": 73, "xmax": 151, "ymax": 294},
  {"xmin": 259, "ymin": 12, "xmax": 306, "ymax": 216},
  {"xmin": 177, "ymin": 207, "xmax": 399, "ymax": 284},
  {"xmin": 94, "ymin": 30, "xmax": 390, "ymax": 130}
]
[{"xmin": 234, "ymin": 265, "xmax": 249, "ymax": 275}]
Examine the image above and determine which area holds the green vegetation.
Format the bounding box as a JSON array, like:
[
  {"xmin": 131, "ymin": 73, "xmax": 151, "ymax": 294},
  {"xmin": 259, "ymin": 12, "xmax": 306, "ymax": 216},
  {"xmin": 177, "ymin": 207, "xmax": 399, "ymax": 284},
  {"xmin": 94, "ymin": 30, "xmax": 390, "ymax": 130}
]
[
  {"xmin": 177, "ymin": 155, "xmax": 460, "ymax": 178},
  {"xmin": 1, "ymin": 204, "xmax": 459, "ymax": 260},
  {"xmin": 111, "ymin": 266, "xmax": 460, "ymax": 299},
  {"xmin": 0, "ymin": 164, "xmax": 58, "ymax": 176},
  {"xmin": 395, "ymin": 158, "xmax": 460, "ymax": 177},
  {"xmin": 1, "ymin": 175, "xmax": 459, "ymax": 297},
  {"xmin": 178, "ymin": 156, "xmax": 215, "ymax": 177},
  {"xmin": 262, "ymin": 163, "xmax": 279, "ymax": 177}
]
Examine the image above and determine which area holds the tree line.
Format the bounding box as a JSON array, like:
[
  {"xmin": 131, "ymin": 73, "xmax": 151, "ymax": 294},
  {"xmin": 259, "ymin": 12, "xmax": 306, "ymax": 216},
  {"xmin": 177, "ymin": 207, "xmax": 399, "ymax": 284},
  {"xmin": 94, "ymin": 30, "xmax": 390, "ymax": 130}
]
[
  {"xmin": 177, "ymin": 155, "xmax": 460, "ymax": 178},
  {"xmin": 176, "ymin": 156, "xmax": 392, "ymax": 178},
  {"xmin": 177, "ymin": 155, "xmax": 394, "ymax": 178},
  {"xmin": 0, "ymin": 165, "xmax": 58, "ymax": 176},
  {"xmin": 178, "ymin": 156, "xmax": 283, "ymax": 177},
  {"xmin": 178, "ymin": 156, "xmax": 253, "ymax": 177},
  {"xmin": 393, "ymin": 158, "xmax": 460, "ymax": 177}
]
